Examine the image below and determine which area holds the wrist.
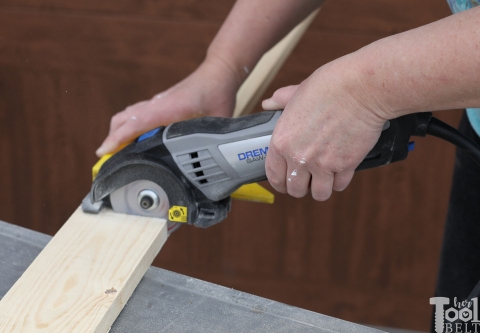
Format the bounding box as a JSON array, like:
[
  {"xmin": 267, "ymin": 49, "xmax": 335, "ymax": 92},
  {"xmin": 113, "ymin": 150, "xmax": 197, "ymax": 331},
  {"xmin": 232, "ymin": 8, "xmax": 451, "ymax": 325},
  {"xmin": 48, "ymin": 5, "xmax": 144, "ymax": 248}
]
[
  {"xmin": 204, "ymin": 48, "xmax": 247, "ymax": 88},
  {"xmin": 328, "ymin": 52, "xmax": 399, "ymax": 121},
  {"xmin": 186, "ymin": 55, "xmax": 240, "ymax": 118},
  {"xmin": 345, "ymin": 38, "xmax": 431, "ymax": 120},
  {"xmin": 311, "ymin": 55, "xmax": 394, "ymax": 128}
]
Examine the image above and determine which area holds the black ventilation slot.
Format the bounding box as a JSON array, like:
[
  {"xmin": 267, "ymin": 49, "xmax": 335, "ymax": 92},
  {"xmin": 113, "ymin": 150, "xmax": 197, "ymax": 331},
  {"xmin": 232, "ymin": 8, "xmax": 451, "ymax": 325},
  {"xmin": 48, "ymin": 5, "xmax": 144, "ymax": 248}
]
[{"xmin": 190, "ymin": 152, "xmax": 208, "ymax": 184}]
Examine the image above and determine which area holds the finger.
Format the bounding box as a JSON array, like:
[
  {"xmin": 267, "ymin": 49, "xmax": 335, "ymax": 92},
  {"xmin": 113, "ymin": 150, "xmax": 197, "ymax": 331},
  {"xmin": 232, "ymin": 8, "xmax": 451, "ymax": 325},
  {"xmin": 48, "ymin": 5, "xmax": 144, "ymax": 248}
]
[
  {"xmin": 286, "ymin": 165, "xmax": 311, "ymax": 198},
  {"xmin": 108, "ymin": 101, "xmax": 149, "ymax": 135},
  {"xmin": 332, "ymin": 170, "xmax": 355, "ymax": 192},
  {"xmin": 96, "ymin": 114, "xmax": 151, "ymax": 157},
  {"xmin": 265, "ymin": 146, "xmax": 288, "ymax": 194},
  {"xmin": 262, "ymin": 85, "xmax": 299, "ymax": 110},
  {"xmin": 310, "ymin": 170, "xmax": 334, "ymax": 201}
]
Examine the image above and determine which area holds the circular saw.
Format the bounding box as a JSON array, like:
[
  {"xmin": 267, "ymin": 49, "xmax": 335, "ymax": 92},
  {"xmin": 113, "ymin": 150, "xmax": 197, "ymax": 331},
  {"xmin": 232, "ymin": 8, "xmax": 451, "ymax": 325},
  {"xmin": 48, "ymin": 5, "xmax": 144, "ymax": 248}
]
[{"xmin": 82, "ymin": 110, "xmax": 480, "ymax": 234}]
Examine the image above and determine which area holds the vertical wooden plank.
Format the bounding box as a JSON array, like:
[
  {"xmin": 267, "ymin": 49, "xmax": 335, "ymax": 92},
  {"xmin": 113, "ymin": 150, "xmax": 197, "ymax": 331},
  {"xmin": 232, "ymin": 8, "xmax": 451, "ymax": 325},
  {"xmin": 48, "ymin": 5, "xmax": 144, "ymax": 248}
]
[{"xmin": 233, "ymin": 10, "xmax": 319, "ymax": 117}]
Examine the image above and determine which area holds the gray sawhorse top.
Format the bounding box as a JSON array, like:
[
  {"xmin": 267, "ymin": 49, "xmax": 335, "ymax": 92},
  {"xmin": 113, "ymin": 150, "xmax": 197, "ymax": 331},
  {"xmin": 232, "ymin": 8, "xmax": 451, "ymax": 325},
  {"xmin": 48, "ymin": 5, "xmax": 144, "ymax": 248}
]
[{"xmin": 0, "ymin": 220, "xmax": 385, "ymax": 333}]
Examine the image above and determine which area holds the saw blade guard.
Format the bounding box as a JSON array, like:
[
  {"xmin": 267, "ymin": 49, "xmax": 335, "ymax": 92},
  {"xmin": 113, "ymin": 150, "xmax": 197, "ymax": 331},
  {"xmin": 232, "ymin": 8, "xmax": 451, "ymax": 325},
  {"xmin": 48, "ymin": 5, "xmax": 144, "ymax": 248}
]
[{"xmin": 89, "ymin": 152, "xmax": 197, "ymax": 229}]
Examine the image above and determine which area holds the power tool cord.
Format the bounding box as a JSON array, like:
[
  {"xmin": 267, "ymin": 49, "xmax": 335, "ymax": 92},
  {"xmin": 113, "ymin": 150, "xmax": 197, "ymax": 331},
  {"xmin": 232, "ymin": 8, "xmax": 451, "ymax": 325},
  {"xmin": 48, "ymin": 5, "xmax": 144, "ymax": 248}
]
[
  {"xmin": 427, "ymin": 116, "xmax": 480, "ymax": 167},
  {"xmin": 425, "ymin": 116, "xmax": 480, "ymax": 309}
]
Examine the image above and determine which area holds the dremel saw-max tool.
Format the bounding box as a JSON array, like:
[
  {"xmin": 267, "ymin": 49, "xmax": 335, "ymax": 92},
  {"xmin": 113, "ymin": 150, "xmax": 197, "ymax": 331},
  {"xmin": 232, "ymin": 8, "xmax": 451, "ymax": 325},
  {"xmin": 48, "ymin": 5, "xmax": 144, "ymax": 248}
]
[{"xmin": 82, "ymin": 110, "xmax": 480, "ymax": 233}]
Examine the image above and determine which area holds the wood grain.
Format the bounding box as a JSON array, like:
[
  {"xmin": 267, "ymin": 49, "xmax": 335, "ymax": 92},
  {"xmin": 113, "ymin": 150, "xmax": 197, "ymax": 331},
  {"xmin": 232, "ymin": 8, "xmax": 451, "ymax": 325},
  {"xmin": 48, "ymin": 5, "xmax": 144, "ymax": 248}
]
[
  {"xmin": 233, "ymin": 9, "xmax": 319, "ymax": 117},
  {"xmin": 0, "ymin": 208, "xmax": 168, "ymax": 332}
]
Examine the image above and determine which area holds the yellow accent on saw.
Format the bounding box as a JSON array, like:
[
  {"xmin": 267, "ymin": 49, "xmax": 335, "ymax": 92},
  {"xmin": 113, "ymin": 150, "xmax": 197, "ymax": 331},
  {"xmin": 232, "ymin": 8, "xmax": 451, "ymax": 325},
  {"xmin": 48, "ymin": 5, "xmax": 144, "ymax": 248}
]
[
  {"xmin": 231, "ymin": 183, "xmax": 274, "ymax": 204},
  {"xmin": 92, "ymin": 154, "xmax": 113, "ymax": 181},
  {"xmin": 169, "ymin": 206, "xmax": 188, "ymax": 222},
  {"xmin": 92, "ymin": 154, "xmax": 274, "ymax": 204}
]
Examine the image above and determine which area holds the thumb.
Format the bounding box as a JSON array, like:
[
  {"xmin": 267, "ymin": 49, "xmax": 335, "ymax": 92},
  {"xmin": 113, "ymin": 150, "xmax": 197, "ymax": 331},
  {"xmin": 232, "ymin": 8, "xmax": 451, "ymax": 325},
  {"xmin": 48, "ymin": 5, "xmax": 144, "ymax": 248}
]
[{"xmin": 262, "ymin": 85, "xmax": 299, "ymax": 110}]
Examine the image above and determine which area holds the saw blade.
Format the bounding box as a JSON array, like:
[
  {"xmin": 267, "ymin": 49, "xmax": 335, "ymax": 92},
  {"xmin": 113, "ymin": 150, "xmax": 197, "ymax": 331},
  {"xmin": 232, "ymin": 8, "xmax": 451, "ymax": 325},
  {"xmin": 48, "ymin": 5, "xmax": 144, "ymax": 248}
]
[{"xmin": 110, "ymin": 180, "xmax": 180, "ymax": 233}]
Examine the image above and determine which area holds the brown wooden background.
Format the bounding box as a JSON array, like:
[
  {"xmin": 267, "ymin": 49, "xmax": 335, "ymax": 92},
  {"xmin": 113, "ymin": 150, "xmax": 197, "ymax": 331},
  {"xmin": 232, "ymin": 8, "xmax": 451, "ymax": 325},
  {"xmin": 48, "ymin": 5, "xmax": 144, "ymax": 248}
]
[{"xmin": 0, "ymin": 0, "xmax": 460, "ymax": 331}]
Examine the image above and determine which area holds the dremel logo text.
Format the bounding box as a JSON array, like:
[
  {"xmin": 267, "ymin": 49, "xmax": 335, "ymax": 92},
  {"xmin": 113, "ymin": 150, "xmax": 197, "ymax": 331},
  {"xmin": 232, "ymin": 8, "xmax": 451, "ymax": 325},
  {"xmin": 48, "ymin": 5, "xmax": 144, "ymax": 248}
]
[{"xmin": 237, "ymin": 147, "xmax": 268, "ymax": 163}]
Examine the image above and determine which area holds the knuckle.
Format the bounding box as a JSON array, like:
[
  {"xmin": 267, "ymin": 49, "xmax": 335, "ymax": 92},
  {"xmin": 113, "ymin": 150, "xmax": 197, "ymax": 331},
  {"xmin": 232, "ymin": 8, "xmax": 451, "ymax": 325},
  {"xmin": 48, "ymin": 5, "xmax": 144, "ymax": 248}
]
[
  {"xmin": 272, "ymin": 88, "xmax": 284, "ymax": 99},
  {"xmin": 270, "ymin": 137, "xmax": 287, "ymax": 155},
  {"xmin": 265, "ymin": 161, "xmax": 275, "ymax": 175},
  {"xmin": 332, "ymin": 161, "xmax": 346, "ymax": 173},
  {"xmin": 266, "ymin": 171, "xmax": 284, "ymax": 190},
  {"xmin": 336, "ymin": 158, "xmax": 354, "ymax": 172},
  {"xmin": 312, "ymin": 159, "xmax": 325, "ymax": 172},
  {"xmin": 313, "ymin": 157, "xmax": 339, "ymax": 174},
  {"xmin": 266, "ymin": 173, "xmax": 282, "ymax": 187},
  {"xmin": 108, "ymin": 133, "xmax": 122, "ymax": 145},
  {"xmin": 111, "ymin": 127, "xmax": 132, "ymax": 143},
  {"xmin": 110, "ymin": 113, "xmax": 123, "ymax": 126}
]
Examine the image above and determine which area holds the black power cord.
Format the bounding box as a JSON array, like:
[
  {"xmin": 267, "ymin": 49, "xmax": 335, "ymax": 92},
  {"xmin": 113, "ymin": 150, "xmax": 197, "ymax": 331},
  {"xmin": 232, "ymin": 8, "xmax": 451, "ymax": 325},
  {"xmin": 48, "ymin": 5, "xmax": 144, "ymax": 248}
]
[
  {"xmin": 424, "ymin": 115, "xmax": 480, "ymax": 317},
  {"xmin": 427, "ymin": 116, "xmax": 480, "ymax": 166}
]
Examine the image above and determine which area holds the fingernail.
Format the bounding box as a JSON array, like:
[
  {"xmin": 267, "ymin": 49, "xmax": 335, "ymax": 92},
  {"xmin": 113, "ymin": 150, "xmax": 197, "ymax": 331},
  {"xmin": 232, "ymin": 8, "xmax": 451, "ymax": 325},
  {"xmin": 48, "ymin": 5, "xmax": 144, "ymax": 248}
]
[
  {"xmin": 262, "ymin": 99, "xmax": 272, "ymax": 109},
  {"xmin": 96, "ymin": 143, "xmax": 114, "ymax": 157},
  {"xmin": 95, "ymin": 146, "xmax": 106, "ymax": 157}
]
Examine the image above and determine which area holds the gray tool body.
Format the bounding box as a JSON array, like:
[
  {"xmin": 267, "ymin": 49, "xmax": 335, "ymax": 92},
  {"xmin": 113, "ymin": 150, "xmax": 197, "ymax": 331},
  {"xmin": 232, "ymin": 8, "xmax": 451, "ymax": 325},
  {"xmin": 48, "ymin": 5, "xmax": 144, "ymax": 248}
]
[
  {"xmin": 83, "ymin": 110, "xmax": 437, "ymax": 230},
  {"xmin": 164, "ymin": 111, "xmax": 281, "ymax": 201}
]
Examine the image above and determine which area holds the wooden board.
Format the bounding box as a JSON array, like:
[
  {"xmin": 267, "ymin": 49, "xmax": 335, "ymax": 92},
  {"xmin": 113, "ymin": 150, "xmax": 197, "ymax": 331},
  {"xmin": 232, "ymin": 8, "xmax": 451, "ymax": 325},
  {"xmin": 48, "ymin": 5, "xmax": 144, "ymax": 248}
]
[
  {"xmin": 0, "ymin": 207, "xmax": 168, "ymax": 332},
  {"xmin": 233, "ymin": 9, "xmax": 319, "ymax": 117}
]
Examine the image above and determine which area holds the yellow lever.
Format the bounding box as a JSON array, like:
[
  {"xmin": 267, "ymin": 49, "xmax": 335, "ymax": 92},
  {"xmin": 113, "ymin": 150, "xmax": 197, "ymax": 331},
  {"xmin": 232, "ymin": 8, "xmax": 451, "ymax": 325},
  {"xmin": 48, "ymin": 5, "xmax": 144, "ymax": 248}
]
[
  {"xmin": 230, "ymin": 183, "xmax": 275, "ymax": 204},
  {"xmin": 92, "ymin": 154, "xmax": 113, "ymax": 181}
]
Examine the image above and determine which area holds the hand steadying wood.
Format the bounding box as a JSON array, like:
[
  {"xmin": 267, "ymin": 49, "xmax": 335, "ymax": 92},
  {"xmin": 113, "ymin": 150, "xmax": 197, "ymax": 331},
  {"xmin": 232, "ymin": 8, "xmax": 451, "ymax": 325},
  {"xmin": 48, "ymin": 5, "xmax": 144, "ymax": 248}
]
[{"xmin": 96, "ymin": 0, "xmax": 324, "ymax": 157}]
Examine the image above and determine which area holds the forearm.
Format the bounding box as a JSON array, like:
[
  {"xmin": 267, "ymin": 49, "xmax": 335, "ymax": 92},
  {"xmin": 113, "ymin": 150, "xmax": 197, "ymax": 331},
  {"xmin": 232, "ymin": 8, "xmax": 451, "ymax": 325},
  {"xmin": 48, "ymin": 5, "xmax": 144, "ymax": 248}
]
[
  {"xmin": 338, "ymin": 6, "xmax": 480, "ymax": 118},
  {"xmin": 206, "ymin": 0, "xmax": 323, "ymax": 85}
]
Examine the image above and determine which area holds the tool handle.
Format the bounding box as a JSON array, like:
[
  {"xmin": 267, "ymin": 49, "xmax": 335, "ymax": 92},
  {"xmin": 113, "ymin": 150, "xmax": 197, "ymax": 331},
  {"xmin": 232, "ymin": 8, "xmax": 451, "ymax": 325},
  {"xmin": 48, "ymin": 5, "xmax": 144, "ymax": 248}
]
[
  {"xmin": 162, "ymin": 111, "xmax": 424, "ymax": 202},
  {"xmin": 356, "ymin": 113, "xmax": 422, "ymax": 171}
]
